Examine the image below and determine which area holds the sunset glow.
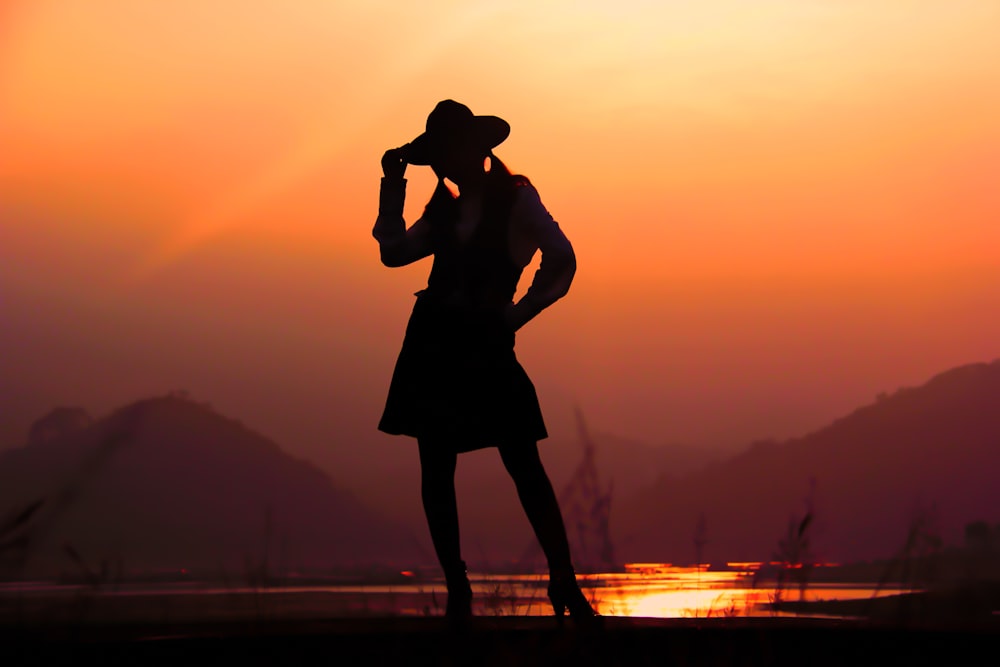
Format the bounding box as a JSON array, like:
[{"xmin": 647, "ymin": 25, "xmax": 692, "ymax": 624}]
[{"xmin": 2, "ymin": 0, "xmax": 998, "ymax": 500}]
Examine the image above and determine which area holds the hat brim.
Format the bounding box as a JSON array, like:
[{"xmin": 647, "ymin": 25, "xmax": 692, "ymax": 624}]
[{"xmin": 405, "ymin": 116, "xmax": 510, "ymax": 166}]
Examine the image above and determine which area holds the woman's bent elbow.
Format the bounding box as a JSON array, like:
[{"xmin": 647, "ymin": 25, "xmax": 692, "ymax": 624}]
[
  {"xmin": 379, "ymin": 249, "xmax": 404, "ymax": 267},
  {"xmin": 382, "ymin": 246, "xmax": 421, "ymax": 267}
]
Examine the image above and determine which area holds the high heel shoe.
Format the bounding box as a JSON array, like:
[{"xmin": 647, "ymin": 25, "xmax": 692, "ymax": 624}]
[
  {"xmin": 444, "ymin": 564, "xmax": 473, "ymax": 629},
  {"xmin": 547, "ymin": 575, "xmax": 601, "ymax": 628}
]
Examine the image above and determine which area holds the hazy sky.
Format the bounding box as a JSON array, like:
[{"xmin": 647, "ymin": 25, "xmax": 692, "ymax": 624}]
[{"xmin": 2, "ymin": 1, "xmax": 998, "ymax": 487}]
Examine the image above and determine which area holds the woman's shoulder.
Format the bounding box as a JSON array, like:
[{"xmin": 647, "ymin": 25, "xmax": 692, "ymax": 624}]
[
  {"xmin": 509, "ymin": 175, "xmax": 541, "ymax": 207},
  {"xmin": 510, "ymin": 176, "xmax": 545, "ymax": 206},
  {"xmin": 509, "ymin": 178, "xmax": 557, "ymax": 230}
]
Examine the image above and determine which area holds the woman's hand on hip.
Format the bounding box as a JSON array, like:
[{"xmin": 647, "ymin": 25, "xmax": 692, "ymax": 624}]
[{"xmin": 504, "ymin": 301, "xmax": 528, "ymax": 333}]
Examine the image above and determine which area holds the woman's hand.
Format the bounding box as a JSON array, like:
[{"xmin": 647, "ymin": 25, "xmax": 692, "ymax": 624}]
[
  {"xmin": 381, "ymin": 146, "xmax": 409, "ymax": 180},
  {"xmin": 504, "ymin": 300, "xmax": 530, "ymax": 333}
]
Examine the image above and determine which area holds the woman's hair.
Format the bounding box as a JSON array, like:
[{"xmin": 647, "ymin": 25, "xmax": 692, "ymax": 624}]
[
  {"xmin": 422, "ymin": 154, "xmax": 523, "ymax": 222},
  {"xmin": 423, "ymin": 177, "xmax": 458, "ymax": 222}
]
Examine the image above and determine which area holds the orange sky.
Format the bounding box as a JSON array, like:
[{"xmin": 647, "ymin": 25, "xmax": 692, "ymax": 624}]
[{"xmin": 2, "ymin": 1, "xmax": 998, "ymax": 488}]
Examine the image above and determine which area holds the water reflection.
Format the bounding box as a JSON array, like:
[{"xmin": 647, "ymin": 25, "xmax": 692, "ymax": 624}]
[
  {"xmin": 0, "ymin": 565, "xmax": 914, "ymax": 620},
  {"xmin": 462, "ymin": 565, "xmax": 910, "ymax": 618}
]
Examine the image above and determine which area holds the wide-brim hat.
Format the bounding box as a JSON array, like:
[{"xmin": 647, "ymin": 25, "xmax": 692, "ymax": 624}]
[{"xmin": 404, "ymin": 100, "xmax": 510, "ymax": 166}]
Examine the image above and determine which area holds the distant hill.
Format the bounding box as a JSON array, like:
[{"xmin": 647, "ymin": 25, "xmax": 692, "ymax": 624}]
[
  {"xmin": 616, "ymin": 360, "xmax": 1000, "ymax": 564},
  {"xmin": 546, "ymin": 429, "xmax": 723, "ymax": 491},
  {"xmin": 0, "ymin": 394, "xmax": 424, "ymax": 577}
]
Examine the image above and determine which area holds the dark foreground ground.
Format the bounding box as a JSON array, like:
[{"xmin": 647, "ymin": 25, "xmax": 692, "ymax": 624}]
[{"xmin": 4, "ymin": 616, "xmax": 997, "ymax": 667}]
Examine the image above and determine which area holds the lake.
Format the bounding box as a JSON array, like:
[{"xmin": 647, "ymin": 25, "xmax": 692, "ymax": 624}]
[{"xmin": 0, "ymin": 564, "xmax": 915, "ymax": 622}]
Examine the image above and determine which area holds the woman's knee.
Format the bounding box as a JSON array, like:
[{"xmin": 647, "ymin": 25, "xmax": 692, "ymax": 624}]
[{"xmin": 498, "ymin": 441, "xmax": 545, "ymax": 480}]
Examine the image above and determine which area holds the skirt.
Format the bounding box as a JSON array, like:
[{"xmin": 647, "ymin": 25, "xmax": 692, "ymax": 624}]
[{"xmin": 378, "ymin": 295, "xmax": 548, "ymax": 451}]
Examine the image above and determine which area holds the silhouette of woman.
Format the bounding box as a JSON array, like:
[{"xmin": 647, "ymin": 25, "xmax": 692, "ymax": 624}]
[{"xmin": 374, "ymin": 100, "xmax": 597, "ymax": 625}]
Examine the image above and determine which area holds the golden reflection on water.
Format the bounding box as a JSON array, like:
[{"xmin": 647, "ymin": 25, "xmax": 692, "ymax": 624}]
[
  {"xmin": 466, "ymin": 564, "xmax": 910, "ymax": 618},
  {"xmin": 596, "ymin": 565, "xmax": 765, "ymax": 617}
]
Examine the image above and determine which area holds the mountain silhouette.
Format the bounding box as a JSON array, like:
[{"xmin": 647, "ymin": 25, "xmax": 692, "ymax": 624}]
[
  {"xmin": 616, "ymin": 360, "xmax": 1000, "ymax": 564},
  {"xmin": 0, "ymin": 394, "xmax": 423, "ymax": 576}
]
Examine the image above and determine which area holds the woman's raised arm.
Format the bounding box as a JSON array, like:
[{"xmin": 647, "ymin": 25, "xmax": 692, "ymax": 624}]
[{"xmin": 372, "ymin": 148, "xmax": 432, "ymax": 267}]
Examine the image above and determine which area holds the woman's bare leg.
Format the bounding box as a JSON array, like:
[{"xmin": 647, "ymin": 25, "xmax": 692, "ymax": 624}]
[
  {"xmin": 417, "ymin": 438, "xmax": 463, "ymax": 574},
  {"xmin": 499, "ymin": 440, "xmax": 598, "ymax": 620},
  {"xmin": 497, "ymin": 441, "xmax": 574, "ymax": 576},
  {"xmin": 417, "ymin": 438, "xmax": 471, "ymax": 621}
]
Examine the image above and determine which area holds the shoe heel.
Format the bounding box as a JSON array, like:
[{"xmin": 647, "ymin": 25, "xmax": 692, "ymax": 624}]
[
  {"xmin": 552, "ymin": 598, "xmax": 566, "ymax": 625},
  {"xmin": 547, "ymin": 575, "xmax": 601, "ymax": 628}
]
